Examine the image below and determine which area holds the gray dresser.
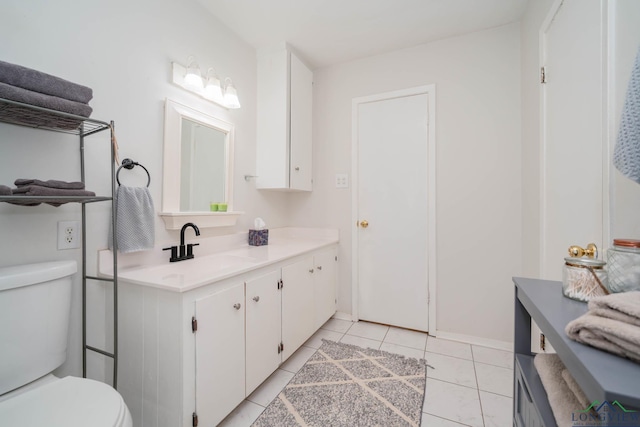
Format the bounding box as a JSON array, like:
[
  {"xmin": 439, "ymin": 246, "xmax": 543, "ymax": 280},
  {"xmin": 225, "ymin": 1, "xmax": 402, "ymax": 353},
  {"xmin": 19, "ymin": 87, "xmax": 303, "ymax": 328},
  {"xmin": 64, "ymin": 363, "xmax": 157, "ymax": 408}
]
[{"xmin": 513, "ymin": 277, "xmax": 640, "ymax": 427}]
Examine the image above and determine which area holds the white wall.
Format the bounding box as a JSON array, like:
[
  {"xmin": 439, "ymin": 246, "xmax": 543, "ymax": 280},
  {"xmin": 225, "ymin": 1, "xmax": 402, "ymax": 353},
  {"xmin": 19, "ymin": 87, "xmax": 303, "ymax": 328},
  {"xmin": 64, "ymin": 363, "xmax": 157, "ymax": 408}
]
[
  {"xmin": 288, "ymin": 23, "xmax": 522, "ymax": 344},
  {"xmin": 0, "ymin": 0, "xmax": 291, "ymax": 379}
]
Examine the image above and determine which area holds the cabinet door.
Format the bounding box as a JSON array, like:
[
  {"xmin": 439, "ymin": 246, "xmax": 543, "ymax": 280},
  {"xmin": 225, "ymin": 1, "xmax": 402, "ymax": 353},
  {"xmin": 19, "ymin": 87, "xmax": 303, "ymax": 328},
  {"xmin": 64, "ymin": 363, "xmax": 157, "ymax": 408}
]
[
  {"xmin": 289, "ymin": 52, "xmax": 313, "ymax": 191},
  {"xmin": 256, "ymin": 47, "xmax": 289, "ymax": 190},
  {"xmin": 246, "ymin": 270, "xmax": 282, "ymax": 394},
  {"xmin": 281, "ymin": 256, "xmax": 315, "ymax": 360},
  {"xmin": 314, "ymin": 248, "xmax": 338, "ymax": 329},
  {"xmin": 194, "ymin": 283, "xmax": 245, "ymax": 427}
]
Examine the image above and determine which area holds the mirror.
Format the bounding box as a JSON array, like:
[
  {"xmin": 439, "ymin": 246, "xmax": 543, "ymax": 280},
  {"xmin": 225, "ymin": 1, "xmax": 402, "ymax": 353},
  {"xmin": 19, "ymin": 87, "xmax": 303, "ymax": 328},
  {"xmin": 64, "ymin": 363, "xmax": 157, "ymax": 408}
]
[
  {"xmin": 180, "ymin": 118, "xmax": 227, "ymax": 211},
  {"xmin": 161, "ymin": 99, "xmax": 240, "ymax": 229}
]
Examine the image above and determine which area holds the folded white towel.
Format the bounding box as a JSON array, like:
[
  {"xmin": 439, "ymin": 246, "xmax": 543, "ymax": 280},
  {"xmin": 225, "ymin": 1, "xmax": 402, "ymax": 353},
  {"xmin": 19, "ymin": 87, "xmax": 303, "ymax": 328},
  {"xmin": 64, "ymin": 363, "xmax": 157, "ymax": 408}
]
[
  {"xmin": 613, "ymin": 46, "xmax": 640, "ymax": 183},
  {"xmin": 109, "ymin": 186, "xmax": 155, "ymax": 253},
  {"xmin": 587, "ymin": 291, "xmax": 640, "ymax": 327},
  {"xmin": 534, "ymin": 354, "xmax": 584, "ymax": 427},
  {"xmin": 561, "ymin": 369, "xmax": 590, "ymax": 409},
  {"xmin": 566, "ymin": 312, "xmax": 640, "ymax": 363}
]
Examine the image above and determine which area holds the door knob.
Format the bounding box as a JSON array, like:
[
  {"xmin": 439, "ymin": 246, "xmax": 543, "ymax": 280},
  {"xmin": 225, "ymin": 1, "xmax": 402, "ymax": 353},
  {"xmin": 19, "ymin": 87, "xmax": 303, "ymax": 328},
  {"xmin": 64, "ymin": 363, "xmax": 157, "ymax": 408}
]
[{"xmin": 359, "ymin": 220, "xmax": 369, "ymax": 228}]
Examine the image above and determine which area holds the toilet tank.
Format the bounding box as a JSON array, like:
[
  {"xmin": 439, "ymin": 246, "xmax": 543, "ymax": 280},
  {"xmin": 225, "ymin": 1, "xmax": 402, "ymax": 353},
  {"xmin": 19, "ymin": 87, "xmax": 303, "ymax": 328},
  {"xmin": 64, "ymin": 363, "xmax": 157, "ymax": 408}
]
[{"xmin": 0, "ymin": 261, "xmax": 77, "ymax": 395}]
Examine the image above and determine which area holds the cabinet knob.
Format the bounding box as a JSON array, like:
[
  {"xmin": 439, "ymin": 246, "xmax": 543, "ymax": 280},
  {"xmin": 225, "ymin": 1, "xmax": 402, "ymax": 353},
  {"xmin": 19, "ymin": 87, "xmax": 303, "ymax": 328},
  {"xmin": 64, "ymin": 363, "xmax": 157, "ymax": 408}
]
[
  {"xmin": 295, "ymin": 167, "xmax": 300, "ymax": 171},
  {"xmin": 309, "ymin": 268, "xmax": 314, "ymax": 273},
  {"xmin": 252, "ymin": 296, "xmax": 260, "ymax": 302},
  {"xmin": 317, "ymin": 266, "xmax": 322, "ymax": 271},
  {"xmin": 233, "ymin": 303, "xmax": 241, "ymax": 310}
]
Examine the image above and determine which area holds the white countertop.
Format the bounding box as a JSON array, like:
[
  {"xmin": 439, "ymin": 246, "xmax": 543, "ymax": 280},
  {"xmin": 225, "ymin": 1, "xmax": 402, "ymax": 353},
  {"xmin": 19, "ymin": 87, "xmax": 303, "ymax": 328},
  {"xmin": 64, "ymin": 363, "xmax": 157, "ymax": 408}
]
[{"xmin": 98, "ymin": 227, "xmax": 339, "ymax": 293}]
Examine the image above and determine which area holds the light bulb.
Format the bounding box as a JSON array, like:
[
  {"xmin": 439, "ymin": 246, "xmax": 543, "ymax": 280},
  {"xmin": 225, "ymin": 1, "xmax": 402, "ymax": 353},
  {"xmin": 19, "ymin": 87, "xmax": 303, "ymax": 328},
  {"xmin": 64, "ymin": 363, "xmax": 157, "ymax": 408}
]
[
  {"xmin": 204, "ymin": 68, "xmax": 224, "ymax": 103},
  {"xmin": 223, "ymin": 78, "xmax": 241, "ymax": 109},
  {"xmin": 184, "ymin": 56, "xmax": 203, "ymax": 89}
]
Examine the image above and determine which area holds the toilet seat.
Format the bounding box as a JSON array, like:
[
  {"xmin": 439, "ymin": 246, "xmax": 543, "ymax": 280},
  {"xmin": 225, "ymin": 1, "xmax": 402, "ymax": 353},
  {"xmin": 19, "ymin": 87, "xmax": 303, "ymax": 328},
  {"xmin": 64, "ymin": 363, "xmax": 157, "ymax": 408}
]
[{"xmin": 0, "ymin": 376, "xmax": 132, "ymax": 427}]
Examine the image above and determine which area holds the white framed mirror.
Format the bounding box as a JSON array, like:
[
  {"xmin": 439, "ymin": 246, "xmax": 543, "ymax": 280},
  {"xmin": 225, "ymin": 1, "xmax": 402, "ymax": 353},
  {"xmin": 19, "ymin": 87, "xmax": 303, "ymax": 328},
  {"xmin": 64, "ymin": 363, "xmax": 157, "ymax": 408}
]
[{"xmin": 160, "ymin": 98, "xmax": 242, "ymax": 229}]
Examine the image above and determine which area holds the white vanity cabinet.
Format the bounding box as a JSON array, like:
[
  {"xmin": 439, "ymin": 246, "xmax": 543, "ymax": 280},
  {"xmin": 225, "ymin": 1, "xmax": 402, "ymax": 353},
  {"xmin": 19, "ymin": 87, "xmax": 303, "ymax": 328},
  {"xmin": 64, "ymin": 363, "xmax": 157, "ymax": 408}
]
[
  {"xmin": 281, "ymin": 248, "xmax": 338, "ymax": 359},
  {"xmin": 256, "ymin": 44, "xmax": 313, "ymax": 191},
  {"xmin": 281, "ymin": 256, "xmax": 316, "ymax": 360},
  {"xmin": 116, "ymin": 242, "xmax": 338, "ymax": 427},
  {"xmin": 313, "ymin": 248, "xmax": 338, "ymax": 329},
  {"xmin": 245, "ymin": 270, "xmax": 282, "ymax": 395},
  {"xmin": 194, "ymin": 282, "xmax": 245, "ymax": 427}
]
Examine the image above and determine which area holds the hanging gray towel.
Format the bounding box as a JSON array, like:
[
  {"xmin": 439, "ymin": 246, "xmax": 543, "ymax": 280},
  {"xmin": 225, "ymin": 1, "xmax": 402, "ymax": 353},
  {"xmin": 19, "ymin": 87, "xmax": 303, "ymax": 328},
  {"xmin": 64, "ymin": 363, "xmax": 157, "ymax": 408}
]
[
  {"xmin": 109, "ymin": 185, "xmax": 155, "ymax": 253},
  {"xmin": 613, "ymin": 46, "xmax": 640, "ymax": 183}
]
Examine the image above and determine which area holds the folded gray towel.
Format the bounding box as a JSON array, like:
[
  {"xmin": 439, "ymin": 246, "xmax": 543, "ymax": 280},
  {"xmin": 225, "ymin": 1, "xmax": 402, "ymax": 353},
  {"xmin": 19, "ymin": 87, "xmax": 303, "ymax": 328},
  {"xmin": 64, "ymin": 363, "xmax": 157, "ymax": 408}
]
[
  {"xmin": 7, "ymin": 200, "xmax": 41, "ymax": 206},
  {"xmin": 11, "ymin": 186, "xmax": 94, "ymax": 197},
  {"xmin": 0, "ymin": 185, "xmax": 11, "ymax": 195},
  {"xmin": 534, "ymin": 354, "xmax": 584, "ymax": 427},
  {"xmin": 561, "ymin": 369, "xmax": 590, "ymax": 409},
  {"xmin": 0, "ymin": 82, "xmax": 92, "ymax": 117},
  {"xmin": 109, "ymin": 186, "xmax": 155, "ymax": 253},
  {"xmin": 0, "ymin": 60, "xmax": 93, "ymax": 104},
  {"xmin": 613, "ymin": 47, "xmax": 640, "ymax": 183},
  {"xmin": 14, "ymin": 179, "xmax": 84, "ymax": 190},
  {"xmin": 10, "ymin": 186, "xmax": 95, "ymax": 207},
  {"xmin": 566, "ymin": 312, "xmax": 640, "ymax": 363},
  {"xmin": 587, "ymin": 291, "xmax": 640, "ymax": 327}
]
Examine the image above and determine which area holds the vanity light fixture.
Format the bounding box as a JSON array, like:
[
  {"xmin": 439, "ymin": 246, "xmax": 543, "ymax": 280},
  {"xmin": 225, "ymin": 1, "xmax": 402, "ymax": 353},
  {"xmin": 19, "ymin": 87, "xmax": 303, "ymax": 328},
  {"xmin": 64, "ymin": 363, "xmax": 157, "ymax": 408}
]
[
  {"xmin": 223, "ymin": 78, "xmax": 241, "ymax": 109},
  {"xmin": 204, "ymin": 68, "xmax": 224, "ymax": 104},
  {"xmin": 183, "ymin": 56, "xmax": 203, "ymax": 89},
  {"xmin": 172, "ymin": 57, "xmax": 241, "ymax": 109}
]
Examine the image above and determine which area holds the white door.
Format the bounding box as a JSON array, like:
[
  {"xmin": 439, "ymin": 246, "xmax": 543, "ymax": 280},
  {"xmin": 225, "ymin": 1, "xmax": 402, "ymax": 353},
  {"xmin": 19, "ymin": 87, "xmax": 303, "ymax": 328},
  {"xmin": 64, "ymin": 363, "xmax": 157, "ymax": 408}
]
[
  {"xmin": 246, "ymin": 270, "xmax": 282, "ymax": 394},
  {"xmin": 354, "ymin": 89, "xmax": 431, "ymax": 332},
  {"xmin": 541, "ymin": 0, "xmax": 605, "ymax": 279},
  {"xmin": 194, "ymin": 283, "xmax": 245, "ymax": 427}
]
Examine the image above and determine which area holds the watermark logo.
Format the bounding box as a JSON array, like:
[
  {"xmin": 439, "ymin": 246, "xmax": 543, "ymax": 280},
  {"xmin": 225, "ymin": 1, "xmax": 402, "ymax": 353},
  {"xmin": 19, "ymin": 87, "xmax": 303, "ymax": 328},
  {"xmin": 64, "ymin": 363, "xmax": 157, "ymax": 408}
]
[{"xmin": 572, "ymin": 401, "xmax": 639, "ymax": 427}]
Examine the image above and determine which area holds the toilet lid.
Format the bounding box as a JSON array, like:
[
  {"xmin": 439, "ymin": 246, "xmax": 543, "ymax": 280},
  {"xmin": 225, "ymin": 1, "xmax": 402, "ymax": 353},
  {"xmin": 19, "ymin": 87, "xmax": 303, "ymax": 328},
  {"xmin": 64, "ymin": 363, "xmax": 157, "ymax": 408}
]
[{"xmin": 0, "ymin": 376, "xmax": 130, "ymax": 427}]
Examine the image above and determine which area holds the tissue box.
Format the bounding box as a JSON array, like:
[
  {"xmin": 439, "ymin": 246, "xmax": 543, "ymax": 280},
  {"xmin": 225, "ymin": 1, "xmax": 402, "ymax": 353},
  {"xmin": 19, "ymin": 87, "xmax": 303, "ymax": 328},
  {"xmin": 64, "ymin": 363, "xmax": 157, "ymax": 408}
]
[{"xmin": 248, "ymin": 229, "xmax": 269, "ymax": 246}]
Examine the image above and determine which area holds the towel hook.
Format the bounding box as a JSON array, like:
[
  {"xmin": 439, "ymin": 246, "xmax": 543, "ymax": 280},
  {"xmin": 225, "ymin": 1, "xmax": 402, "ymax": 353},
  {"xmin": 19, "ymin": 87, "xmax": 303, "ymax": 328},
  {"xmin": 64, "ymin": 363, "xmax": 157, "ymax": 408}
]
[{"xmin": 116, "ymin": 158, "xmax": 151, "ymax": 187}]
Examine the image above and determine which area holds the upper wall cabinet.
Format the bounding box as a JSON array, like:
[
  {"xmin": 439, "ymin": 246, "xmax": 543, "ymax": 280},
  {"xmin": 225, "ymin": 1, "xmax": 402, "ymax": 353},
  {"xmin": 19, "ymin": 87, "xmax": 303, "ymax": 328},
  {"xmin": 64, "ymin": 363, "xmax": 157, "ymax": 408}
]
[{"xmin": 256, "ymin": 44, "xmax": 313, "ymax": 191}]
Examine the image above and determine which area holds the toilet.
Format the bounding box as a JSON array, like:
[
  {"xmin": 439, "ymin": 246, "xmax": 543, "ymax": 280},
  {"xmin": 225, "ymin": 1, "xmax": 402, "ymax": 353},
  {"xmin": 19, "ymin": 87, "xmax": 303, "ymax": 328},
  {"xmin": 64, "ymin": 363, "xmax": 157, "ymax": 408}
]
[{"xmin": 0, "ymin": 261, "xmax": 132, "ymax": 427}]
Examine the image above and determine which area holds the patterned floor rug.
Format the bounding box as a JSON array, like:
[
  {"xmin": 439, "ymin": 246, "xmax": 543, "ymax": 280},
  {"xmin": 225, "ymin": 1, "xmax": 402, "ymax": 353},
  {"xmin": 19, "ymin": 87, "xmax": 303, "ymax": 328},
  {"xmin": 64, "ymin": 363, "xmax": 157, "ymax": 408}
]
[{"xmin": 252, "ymin": 339, "xmax": 426, "ymax": 427}]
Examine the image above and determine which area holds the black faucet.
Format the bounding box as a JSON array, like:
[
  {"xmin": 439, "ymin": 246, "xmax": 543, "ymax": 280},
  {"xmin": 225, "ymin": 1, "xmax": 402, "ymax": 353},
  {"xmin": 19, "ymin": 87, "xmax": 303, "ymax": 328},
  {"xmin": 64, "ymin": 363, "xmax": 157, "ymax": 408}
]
[{"xmin": 163, "ymin": 222, "xmax": 200, "ymax": 262}]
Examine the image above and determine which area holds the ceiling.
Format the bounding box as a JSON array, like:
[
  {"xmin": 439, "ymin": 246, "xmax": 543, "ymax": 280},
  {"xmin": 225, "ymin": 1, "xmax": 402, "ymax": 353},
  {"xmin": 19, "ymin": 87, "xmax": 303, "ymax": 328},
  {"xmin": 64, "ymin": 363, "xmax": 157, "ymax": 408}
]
[{"xmin": 195, "ymin": 0, "xmax": 529, "ymax": 69}]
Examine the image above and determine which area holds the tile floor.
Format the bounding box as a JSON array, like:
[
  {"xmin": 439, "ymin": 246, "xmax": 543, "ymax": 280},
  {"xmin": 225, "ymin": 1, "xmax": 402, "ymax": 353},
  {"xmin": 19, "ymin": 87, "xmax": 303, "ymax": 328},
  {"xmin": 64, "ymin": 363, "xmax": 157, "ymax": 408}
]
[{"xmin": 219, "ymin": 319, "xmax": 514, "ymax": 427}]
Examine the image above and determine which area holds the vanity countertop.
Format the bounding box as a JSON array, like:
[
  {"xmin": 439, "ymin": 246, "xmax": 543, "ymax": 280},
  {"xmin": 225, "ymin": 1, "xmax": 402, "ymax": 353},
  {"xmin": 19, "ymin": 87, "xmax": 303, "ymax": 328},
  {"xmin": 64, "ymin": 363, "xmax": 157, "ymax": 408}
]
[{"xmin": 98, "ymin": 227, "xmax": 339, "ymax": 293}]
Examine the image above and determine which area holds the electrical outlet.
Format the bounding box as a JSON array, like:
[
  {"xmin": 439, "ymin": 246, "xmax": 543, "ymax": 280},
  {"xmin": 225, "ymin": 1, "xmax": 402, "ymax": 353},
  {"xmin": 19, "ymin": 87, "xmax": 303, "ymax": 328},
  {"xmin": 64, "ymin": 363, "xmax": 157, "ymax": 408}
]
[
  {"xmin": 335, "ymin": 174, "xmax": 349, "ymax": 188},
  {"xmin": 58, "ymin": 221, "xmax": 79, "ymax": 250}
]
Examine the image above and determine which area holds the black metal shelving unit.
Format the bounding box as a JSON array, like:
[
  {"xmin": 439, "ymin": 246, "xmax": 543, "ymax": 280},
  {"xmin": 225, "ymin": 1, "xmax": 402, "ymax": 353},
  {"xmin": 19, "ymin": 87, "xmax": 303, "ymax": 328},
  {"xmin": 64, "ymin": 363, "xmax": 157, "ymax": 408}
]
[{"xmin": 0, "ymin": 97, "xmax": 119, "ymax": 389}]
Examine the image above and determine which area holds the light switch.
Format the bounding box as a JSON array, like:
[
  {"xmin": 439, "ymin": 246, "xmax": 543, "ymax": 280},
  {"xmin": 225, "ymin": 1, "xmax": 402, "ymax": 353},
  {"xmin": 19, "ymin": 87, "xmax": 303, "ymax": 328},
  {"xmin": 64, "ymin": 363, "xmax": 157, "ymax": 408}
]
[{"xmin": 335, "ymin": 174, "xmax": 349, "ymax": 188}]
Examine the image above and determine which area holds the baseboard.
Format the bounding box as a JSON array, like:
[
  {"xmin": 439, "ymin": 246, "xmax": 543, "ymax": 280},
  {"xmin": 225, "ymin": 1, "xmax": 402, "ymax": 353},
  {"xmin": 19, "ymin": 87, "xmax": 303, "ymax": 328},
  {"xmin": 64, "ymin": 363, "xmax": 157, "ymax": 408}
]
[
  {"xmin": 332, "ymin": 311, "xmax": 355, "ymax": 321},
  {"xmin": 433, "ymin": 330, "xmax": 513, "ymax": 351}
]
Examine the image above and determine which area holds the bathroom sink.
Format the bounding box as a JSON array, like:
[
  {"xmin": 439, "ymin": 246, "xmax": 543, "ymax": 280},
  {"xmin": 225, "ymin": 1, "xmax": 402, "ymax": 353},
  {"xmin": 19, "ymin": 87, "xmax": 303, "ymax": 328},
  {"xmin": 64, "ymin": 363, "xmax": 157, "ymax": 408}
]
[{"xmin": 118, "ymin": 254, "xmax": 258, "ymax": 291}]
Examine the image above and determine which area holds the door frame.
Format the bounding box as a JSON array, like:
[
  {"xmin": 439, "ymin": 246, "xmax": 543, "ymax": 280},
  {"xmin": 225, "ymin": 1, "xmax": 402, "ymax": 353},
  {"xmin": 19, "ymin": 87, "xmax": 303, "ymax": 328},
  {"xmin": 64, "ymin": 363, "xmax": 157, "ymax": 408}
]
[{"xmin": 350, "ymin": 84, "xmax": 437, "ymax": 333}]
